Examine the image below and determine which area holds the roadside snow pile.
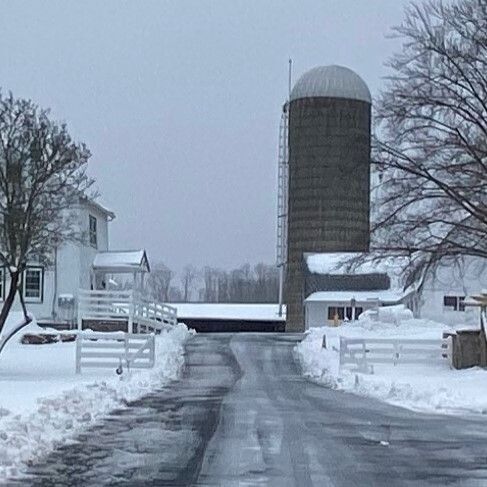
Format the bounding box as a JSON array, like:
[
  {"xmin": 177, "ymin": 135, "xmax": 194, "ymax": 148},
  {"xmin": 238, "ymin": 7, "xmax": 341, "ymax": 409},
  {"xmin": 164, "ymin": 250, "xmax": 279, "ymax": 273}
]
[
  {"xmin": 0, "ymin": 318, "xmax": 193, "ymax": 480},
  {"xmin": 295, "ymin": 309, "xmax": 487, "ymax": 416}
]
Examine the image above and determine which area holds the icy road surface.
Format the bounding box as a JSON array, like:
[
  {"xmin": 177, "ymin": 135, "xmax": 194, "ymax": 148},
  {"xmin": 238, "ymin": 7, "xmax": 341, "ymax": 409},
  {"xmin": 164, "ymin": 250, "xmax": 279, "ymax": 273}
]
[{"xmin": 15, "ymin": 333, "xmax": 487, "ymax": 486}]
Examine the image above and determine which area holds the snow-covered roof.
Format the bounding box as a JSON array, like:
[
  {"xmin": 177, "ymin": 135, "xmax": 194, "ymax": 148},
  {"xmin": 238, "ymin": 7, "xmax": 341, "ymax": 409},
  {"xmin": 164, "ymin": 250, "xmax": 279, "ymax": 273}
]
[
  {"xmin": 79, "ymin": 195, "xmax": 115, "ymax": 220},
  {"xmin": 172, "ymin": 304, "xmax": 286, "ymax": 322},
  {"xmin": 306, "ymin": 252, "xmax": 382, "ymax": 275},
  {"xmin": 290, "ymin": 65, "xmax": 371, "ymax": 104},
  {"xmin": 93, "ymin": 250, "xmax": 150, "ymax": 273},
  {"xmin": 305, "ymin": 252, "xmax": 409, "ymax": 290},
  {"xmin": 305, "ymin": 289, "xmax": 412, "ymax": 304}
]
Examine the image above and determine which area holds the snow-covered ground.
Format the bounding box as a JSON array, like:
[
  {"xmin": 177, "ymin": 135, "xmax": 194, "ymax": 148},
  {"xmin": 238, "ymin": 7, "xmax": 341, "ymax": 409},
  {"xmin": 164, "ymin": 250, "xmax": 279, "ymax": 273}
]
[
  {"xmin": 171, "ymin": 303, "xmax": 285, "ymax": 321},
  {"xmin": 0, "ymin": 313, "xmax": 193, "ymax": 481},
  {"xmin": 295, "ymin": 307, "xmax": 487, "ymax": 416}
]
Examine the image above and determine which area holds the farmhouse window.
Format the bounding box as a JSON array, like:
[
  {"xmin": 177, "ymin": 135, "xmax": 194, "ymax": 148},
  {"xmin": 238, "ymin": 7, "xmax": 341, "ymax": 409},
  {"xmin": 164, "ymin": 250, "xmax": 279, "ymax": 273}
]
[
  {"xmin": 24, "ymin": 267, "xmax": 43, "ymax": 302},
  {"xmin": 328, "ymin": 306, "xmax": 345, "ymax": 320},
  {"xmin": 345, "ymin": 306, "xmax": 364, "ymax": 320},
  {"xmin": 443, "ymin": 295, "xmax": 465, "ymax": 311},
  {"xmin": 89, "ymin": 215, "xmax": 98, "ymax": 248}
]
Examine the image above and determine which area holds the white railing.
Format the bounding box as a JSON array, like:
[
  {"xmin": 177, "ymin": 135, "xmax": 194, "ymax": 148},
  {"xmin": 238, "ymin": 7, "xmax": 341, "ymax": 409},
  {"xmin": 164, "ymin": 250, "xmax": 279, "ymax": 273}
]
[
  {"xmin": 77, "ymin": 289, "xmax": 177, "ymax": 333},
  {"xmin": 339, "ymin": 336, "xmax": 451, "ymax": 373},
  {"xmin": 76, "ymin": 332, "xmax": 155, "ymax": 373}
]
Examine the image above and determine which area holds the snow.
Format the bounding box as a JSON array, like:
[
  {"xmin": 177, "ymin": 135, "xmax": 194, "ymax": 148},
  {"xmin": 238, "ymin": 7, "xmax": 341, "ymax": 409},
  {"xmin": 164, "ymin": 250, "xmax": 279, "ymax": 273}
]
[
  {"xmin": 305, "ymin": 289, "xmax": 408, "ymax": 303},
  {"xmin": 93, "ymin": 250, "xmax": 148, "ymax": 270},
  {"xmin": 171, "ymin": 303, "xmax": 286, "ymax": 321},
  {"xmin": 0, "ymin": 313, "xmax": 47, "ymax": 341},
  {"xmin": 305, "ymin": 252, "xmax": 409, "ymax": 288},
  {"xmin": 295, "ymin": 309, "xmax": 487, "ymax": 416},
  {"xmin": 0, "ymin": 313, "xmax": 193, "ymax": 480},
  {"xmin": 58, "ymin": 293, "xmax": 74, "ymax": 300},
  {"xmin": 306, "ymin": 252, "xmax": 367, "ymax": 274}
]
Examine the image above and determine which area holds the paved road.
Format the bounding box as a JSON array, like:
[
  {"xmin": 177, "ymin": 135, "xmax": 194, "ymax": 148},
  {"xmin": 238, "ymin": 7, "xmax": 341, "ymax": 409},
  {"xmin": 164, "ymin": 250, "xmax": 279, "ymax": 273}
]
[{"xmin": 15, "ymin": 333, "xmax": 487, "ymax": 486}]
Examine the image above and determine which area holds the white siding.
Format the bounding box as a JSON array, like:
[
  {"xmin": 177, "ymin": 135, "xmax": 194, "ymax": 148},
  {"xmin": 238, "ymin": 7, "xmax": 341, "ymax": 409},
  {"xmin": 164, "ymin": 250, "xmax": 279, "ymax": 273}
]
[
  {"xmin": 305, "ymin": 300, "xmax": 378, "ymax": 329},
  {"xmin": 5, "ymin": 200, "xmax": 111, "ymax": 322},
  {"xmin": 419, "ymin": 257, "xmax": 487, "ymax": 326}
]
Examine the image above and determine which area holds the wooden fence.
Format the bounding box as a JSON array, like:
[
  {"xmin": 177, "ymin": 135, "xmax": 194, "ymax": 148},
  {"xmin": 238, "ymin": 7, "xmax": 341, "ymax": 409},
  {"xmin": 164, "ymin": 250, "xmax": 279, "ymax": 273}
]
[
  {"xmin": 76, "ymin": 332, "xmax": 155, "ymax": 373},
  {"xmin": 77, "ymin": 289, "xmax": 177, "ymax": 333},
  {"xmin": 339, "ymin": 336, "xmax": 451, "ymax": 373}
]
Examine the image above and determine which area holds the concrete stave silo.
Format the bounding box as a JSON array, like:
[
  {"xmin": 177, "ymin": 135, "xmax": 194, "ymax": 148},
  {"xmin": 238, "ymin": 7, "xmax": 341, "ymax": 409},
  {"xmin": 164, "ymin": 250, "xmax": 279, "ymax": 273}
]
[{"xmin": 285, "ymin": 65, "xmax": 372, "ymax": 331}]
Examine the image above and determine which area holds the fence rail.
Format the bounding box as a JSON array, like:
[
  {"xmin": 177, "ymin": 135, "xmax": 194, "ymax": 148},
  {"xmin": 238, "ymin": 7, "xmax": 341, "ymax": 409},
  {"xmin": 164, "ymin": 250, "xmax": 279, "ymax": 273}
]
[
  {"xmin": 76, "ymin": 332, "xmax": 155, "ymax": 373},
  {"xmin": 339, "ymin": 336, "xmax": 451, "ymax": 373},
  {"xmin": 77, "ymin": 289, "xmax": 177, "ymax": 333}
]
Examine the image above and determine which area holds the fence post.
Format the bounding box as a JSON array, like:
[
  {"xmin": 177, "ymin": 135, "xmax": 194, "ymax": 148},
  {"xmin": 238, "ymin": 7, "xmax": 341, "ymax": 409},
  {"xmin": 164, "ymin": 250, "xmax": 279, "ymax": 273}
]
[
  {"xmin": 128, "ymin": 291, "xmax": 134, "ymax": 334},
  {"xmin": 150, "ymin": 334, "xmax": 155, "ymax": 367},
  {"xmin": 393, "ymin": 341, "xmax": 399, "ymax": 366},
  {"xmin": 360, "ymin": 339, "xmax": 368, "ymax": 373},
  {"xmin": 75, "ymin": 335, "xmax": 82, "ymax": 374},
  {"xmin": 77, "ymin": 291, "xmax": 83, "ymax": 331},
  {"xmin": 339, "ymin": 337, "xmax": 345, "ymax": 367},
  {"xmin": 124, "ymin": 333, "xmax": 130, "ymax": 370}
]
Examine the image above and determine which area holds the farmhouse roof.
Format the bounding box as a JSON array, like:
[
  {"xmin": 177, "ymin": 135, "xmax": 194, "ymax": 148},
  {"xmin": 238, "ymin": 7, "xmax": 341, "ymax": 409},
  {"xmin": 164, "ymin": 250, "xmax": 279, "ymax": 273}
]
[
  {"xmin": 93, "ymin": 250, "xmax": 150, "ymax": 273},
  {"xmin": 304, "ymin": 288, "xmax": 412, "ymax": 304}
]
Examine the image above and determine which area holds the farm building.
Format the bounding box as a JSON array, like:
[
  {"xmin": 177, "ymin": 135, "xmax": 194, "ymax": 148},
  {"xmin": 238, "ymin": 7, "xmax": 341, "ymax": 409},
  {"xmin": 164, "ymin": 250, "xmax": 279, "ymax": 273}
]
[
  {"xmin": 303, "ymin": 252, "xmax": 418, "ymax": 328},
  {"xmin": 302, "ymin": 252, "xmax": 487, "ymax": 329},
  {"xmin": 3, "ymin": 195, "xmax": 151, "ymax": 326},
  {"xmin": 282, "ymin": 65, "xmax": 372, "ymax": 332}
]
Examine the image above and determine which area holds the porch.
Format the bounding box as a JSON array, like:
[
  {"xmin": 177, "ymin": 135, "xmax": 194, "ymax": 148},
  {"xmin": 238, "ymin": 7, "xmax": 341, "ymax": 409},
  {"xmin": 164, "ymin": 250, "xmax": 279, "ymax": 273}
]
[{"xmin": 77, "ymin": 289, "xmax": 177, "ymax": 333}]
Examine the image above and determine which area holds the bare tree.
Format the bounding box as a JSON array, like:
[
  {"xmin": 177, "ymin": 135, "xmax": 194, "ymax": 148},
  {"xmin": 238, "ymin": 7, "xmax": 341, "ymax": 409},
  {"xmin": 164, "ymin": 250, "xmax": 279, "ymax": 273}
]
[
  {"xmin": 181, "ymin": 264, "xmax": 197, "ymax": 301},
  {"xmin": 0, "ymin": 92, "xmax": 92, "ymax": 335},
  {"xmin": 370, "ymin": 0, "xmax": 487, "ymax": 286},
  {"xmin": 147, "ymin": 263, "xmax": 173, "ymax": 302},
  {"xmin": 202, "ymin": 266, "xmax": 218, "ymax": 302}
]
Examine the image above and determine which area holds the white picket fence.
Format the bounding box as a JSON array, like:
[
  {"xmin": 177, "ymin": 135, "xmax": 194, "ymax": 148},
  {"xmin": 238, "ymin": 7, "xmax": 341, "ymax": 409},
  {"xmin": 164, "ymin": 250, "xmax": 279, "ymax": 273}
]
[
  {"xmin": 77, "ymin": 289, "xmax": 177, "ymax": 333},
  {"xmin": 339, "ymin": 336, "xmax": 451, "ymax": 373},
  {"xmin": 76, "ymin": 332, "xmax": 155, "ymax": 373}
]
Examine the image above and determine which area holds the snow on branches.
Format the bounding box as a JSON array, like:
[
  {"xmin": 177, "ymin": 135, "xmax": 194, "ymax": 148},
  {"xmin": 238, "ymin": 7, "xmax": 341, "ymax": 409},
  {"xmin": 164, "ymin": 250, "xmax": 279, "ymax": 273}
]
[{"xmin": 371, "ymin": 0, "xmax": 487, "ymax": 284}]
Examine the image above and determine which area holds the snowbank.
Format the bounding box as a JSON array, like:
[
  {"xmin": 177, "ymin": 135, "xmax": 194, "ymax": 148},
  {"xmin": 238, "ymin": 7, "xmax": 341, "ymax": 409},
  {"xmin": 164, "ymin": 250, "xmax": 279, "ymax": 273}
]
[
  {"xmin": 0, "ymin": 318, "xmax": 193, "ymax": 480},
  {"xmin": 0, "ymin": 312, "xmax": 46, "ymax": 341},
  {"xmin": 295, "ymin": 312, "xmax": 487, "ymax": 416}
]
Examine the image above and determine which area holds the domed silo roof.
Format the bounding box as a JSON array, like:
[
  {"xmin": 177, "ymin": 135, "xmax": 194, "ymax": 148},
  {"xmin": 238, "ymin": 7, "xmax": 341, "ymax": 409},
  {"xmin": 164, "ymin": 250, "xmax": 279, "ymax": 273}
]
[{"xmin": 290, "ymin": 65, "xmax": 371, "ymax": 104}]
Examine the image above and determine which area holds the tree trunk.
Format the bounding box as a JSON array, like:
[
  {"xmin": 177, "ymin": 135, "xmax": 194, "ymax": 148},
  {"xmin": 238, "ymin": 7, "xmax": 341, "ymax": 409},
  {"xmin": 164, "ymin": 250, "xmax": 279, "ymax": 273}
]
[
  {"xmin": 18, "ymin": 286, "xmax": 29, "ymax": 322},
  {"xmin": 0, "ymin": 271, "xmax": 19, "ymax": 335}
]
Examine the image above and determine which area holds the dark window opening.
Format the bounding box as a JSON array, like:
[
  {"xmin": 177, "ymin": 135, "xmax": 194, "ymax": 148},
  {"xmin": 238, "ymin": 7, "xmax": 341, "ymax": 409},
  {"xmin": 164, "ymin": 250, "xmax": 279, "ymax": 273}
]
[
  {"xmin": 443, "ymin": 295, "xmax": 466, "ymax": 312},
  {"xmin": 345, "ymin": 306, "xmax": 364, "ymax": 320},
  {"xmin": 328, "ymin": 306, "xmax": 345, "ymax": 320},
  {"xmin": 24, "ymin": 267, "xmax": 43, "ymax": 301},
  {"xmin": 89, "ymin": 215, "xmax": 98, "ymax": 248}
]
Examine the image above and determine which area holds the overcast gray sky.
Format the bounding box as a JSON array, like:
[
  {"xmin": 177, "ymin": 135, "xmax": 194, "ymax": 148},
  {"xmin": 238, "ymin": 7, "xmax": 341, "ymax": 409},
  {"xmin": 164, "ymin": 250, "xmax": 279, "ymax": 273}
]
[{"xmin": 1, "ymin": 0, "xmax": 412, "ymax": 272}]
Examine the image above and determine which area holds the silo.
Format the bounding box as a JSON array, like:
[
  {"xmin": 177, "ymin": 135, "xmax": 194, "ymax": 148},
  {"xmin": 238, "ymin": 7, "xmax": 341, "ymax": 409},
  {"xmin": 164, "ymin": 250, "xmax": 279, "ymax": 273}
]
[{"xmin": 285, "ymin": 65, "xmax": 372, "ymax": 331}]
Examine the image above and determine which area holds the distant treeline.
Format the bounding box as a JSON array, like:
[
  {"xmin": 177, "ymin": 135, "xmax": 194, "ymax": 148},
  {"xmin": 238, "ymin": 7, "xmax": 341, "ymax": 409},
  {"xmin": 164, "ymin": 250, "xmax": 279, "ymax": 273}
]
[{"xmin": 137, "ymin": 262, "xmax": 279, "ymax": 303}]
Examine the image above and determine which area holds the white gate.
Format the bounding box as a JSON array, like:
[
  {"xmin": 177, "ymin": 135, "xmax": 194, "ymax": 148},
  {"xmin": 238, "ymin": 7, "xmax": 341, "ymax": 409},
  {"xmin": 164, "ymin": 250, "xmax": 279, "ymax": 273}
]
[
  {"xmin": 76, "ymin": 332, "xmax": 155, "ymax": 373},
  {"xmin": 339, "ymin": 336, "xmax": 451, "ymax": 373}
]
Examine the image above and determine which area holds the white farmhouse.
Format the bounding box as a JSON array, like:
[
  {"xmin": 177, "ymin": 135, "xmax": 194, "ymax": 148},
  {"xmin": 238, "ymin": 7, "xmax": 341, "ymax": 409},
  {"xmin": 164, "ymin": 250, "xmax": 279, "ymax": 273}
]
[
  {"xmin": 4, "ymin": 195, "xmax": 149, "ymax": 326},
  {"xmin": 303, "ymin": 252, "xmax": 487, "ymax": 329},
  {"xmin": 419, "ymin": 257, "xmax": 487, "ymax": 326}
]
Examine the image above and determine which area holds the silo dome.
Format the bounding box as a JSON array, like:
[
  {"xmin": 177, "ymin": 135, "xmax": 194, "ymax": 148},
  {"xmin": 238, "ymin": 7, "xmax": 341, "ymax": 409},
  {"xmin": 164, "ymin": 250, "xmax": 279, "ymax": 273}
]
[{"xmin": 290, "ymin": 65, "xmax": 371, "ymax": 104}]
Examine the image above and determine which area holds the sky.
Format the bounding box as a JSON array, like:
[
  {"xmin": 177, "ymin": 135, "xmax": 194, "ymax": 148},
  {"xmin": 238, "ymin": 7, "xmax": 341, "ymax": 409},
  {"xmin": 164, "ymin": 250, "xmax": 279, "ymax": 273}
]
[{"xmin": 0, "ymin": 0, "xmax": 413, "ymax": 273}]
